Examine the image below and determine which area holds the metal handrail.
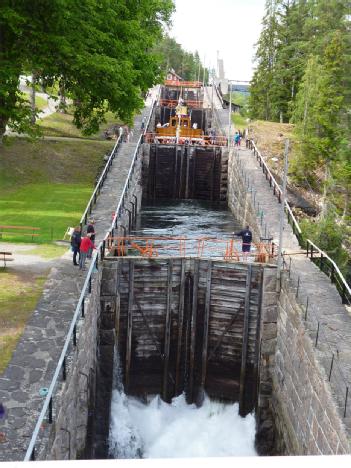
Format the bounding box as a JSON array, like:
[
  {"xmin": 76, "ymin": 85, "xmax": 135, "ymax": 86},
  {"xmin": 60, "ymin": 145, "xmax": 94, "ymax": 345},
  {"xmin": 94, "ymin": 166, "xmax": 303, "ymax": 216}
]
[
  {"xmin": 306, "ymin": 239, "xmax": 351, "ymax": 305},
  {"xmin": 247, "ymin": 139, "xmax": 302, "ymax": 240},
  {"xmin": 24, "ymin": 101, "xmax": 155, "ymax": 461},
  {"xmin": 80, "ymin": 135, "xmax": 122, "ymax": 228},
  {"xmin": 214, "ymin": 83, "xmax": 224, "ymax": 107}
]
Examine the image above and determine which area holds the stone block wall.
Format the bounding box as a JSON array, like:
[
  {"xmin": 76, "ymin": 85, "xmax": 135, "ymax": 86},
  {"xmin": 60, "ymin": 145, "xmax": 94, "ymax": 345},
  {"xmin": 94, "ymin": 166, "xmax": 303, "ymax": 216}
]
[
  {"xmin": 227, "ymin": 149, "xmax": 261, "ymax": 240},
  {"xmin": 255, "ymin": 266, "xmax": 278, "ymax": 454},
  {"xmin": 44, "ymin": 270, "xmax": 102, "ymax": 460},
  {"xmin": 273, "ymin": 273, "xmax": 351, "ymax": 454}
]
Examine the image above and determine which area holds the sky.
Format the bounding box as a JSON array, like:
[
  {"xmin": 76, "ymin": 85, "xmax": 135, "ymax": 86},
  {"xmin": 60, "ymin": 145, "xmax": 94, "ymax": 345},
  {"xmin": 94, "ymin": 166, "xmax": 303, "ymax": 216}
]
[{"xmin": 168, "ymin": 0, "xmax": 266, "ymax": 82}]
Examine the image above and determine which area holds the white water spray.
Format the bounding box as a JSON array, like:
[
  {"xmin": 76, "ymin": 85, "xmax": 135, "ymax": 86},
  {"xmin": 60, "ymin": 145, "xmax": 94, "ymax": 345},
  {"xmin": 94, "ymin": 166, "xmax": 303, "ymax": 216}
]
[{"xmin": 109, "ymin": 391, "xmax": 257, "ymax": 458}]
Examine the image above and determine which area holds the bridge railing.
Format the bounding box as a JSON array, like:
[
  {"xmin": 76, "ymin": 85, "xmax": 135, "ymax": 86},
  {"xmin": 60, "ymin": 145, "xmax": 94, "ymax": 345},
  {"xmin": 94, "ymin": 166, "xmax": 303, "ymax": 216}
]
[
  {"xmin": 24, "ymin": 102, "xmax": 155, "ymax": 461},
  {"xmin": 246, "ymin": 138, "xmax": 350, "ymax": 306}
]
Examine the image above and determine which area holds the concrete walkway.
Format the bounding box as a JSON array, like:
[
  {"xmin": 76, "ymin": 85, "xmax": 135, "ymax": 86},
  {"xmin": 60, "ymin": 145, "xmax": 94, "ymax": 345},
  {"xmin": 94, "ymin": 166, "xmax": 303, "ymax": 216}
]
[
  {"xmin": 0, "ymin": 100, "xmax": 153, "ymax": 461},
  {"xmin": 237, "ymin": 144, "xmax": 351, "ymax": 429}
]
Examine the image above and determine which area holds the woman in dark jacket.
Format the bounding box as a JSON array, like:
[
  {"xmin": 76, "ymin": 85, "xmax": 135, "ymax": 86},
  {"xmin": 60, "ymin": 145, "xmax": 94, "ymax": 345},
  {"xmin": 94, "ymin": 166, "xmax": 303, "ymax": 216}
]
[{"xmin": 71, "ymin": 226, "xmax": 82, "ymax": 266}]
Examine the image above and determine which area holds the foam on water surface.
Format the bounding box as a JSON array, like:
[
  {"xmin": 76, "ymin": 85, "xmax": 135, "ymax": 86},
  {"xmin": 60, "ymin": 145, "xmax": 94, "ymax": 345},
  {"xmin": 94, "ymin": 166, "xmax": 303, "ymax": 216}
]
[{"xmin": 109, "ymin": 391, "xmax": 257, "ymax": 459}]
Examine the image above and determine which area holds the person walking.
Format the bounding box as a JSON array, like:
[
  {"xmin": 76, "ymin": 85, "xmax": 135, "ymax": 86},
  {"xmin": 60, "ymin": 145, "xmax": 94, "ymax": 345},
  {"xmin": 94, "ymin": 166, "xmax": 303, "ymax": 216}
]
[
  {"xmin": 79, "ymin": 234, "xmax": 96, "ymax": 270},
  {"xmin": 234, "ymin": 132, "xmax": 240, "ymax": 147},
  {"xmin": 233, "ymin": 225, "xmax": 252, "ymax": 252},
  {"xmin": 87, "ymin": 219, "xmax": 96, "ymax": 258},
  {"xmin": 70, "ymin": 226, "xmax": 81, "ymax": 266}
]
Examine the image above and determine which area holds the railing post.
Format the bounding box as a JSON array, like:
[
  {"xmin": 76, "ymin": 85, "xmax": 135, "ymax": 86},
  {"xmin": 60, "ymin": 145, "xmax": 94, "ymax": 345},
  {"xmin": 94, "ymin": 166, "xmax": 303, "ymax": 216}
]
[
  {"xmin": 73, "ymin": 325, "xmax": 77, "ymax": 346},
  {"xmin": 30, "ymin": 448, "xmax": 35, "ymax": 461},
  {"xmin": 81, "ymin": 298, "xmax": 85, "ymax": 318},
  {"xmin": 341, "ymin": 284, "xmax": 347, "ymax": 305},
  {"xmin": 330, "ymin": 264, "xmax": 335, "ymax": 283},
  {"xmin": 48, "ymin": 397, "xmax": 53, "ymax": 424},
  {"xmin": 344, "ymin": 387, "xmax": 349, "ymax": 418},
  {"xmin": 62, "ymin": 357, "xmax": 67, "ymax": 381}
]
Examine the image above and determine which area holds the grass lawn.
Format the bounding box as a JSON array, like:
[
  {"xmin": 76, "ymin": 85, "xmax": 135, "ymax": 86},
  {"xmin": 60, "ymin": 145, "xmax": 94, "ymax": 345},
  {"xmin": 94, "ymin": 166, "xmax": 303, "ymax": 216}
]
[
  {"xmin": 22, "ymin": 92, "xmax": 48, "ymax": 111},
  {"xmin": 0, "ymin": 270, "xmax": 47, "ymax": 373},
  {"xmin": 0, "ymin": 138, "xmax": 113, "ymax": 242},
  {"xmin": 38, "ymin": 109, "xmax": 123, "ymax": 140},
  {"xmin": 231, "ymin": 113, "xmax": 248, "ymax": 129}
]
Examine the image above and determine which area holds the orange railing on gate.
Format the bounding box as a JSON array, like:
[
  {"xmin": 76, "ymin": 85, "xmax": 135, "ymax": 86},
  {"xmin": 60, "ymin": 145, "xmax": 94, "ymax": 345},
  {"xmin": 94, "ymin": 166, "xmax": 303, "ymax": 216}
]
[
  {"xmin": 106, "ymin": 236, "xmax": 276, "ymax": 263},
  {"xmin": 144, "ymin": 133, "xmax": 228, "ymax": 147},
  {"xmin": 159, "ymin": 99, "xmax": 204, "ymax": 109},
  {"xmin": 164, "ymin": 80, "xmax": 203, "ymax": 88}
]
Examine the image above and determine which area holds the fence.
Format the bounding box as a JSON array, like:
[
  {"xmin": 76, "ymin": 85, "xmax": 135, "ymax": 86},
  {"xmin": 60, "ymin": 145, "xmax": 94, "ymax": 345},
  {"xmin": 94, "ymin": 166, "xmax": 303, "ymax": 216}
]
[{"xmin": 24, "ymin": 103, "xmax": 155, "ymax": 461}]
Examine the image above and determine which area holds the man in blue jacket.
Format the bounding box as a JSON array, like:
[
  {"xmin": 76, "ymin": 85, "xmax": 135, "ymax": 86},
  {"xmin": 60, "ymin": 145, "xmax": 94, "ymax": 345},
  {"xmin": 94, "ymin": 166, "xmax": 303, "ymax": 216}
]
[{"xmin": 234, "ymin": 225, "xmax": 252, "ymax": 252}]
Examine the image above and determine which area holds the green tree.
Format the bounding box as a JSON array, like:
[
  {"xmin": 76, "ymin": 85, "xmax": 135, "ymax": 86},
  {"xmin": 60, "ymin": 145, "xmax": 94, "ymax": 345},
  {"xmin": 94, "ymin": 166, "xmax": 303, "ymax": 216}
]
[
  {"xmin": 0, "ymin": 0, "xmax": 174, "ymax": 141},
  {"xmin": 249, "ymin": 0, "xmax": 280, "ymax": 120},
  {"xmin": 153, "ymin": 34, "xmax": 208, "ymax": 82}
]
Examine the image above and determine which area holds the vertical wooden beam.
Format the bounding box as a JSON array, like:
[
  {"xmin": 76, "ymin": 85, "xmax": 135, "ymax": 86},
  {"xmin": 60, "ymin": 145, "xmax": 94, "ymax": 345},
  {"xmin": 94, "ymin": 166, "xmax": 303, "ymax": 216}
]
[
  {"xmin": 185, "ymin": 147, "xmax": 190, "ymax": 199},
  {"xmin": 175, "ymin": 259, "xmax": 186, "ymax": 394},
  {"xmin": 173, "ymin": 147, "xmax": 178, "ymax": 199},
  {"xmin": 153, "ymin": 145, "xmax": 158, "ymax": 200},
  {"xmin": 179, "ymin": 147, "xmax": 184, "ymax": 198},
  {"xmin": 188, "ymin": 259, "xmax": 199, "ymax": 403},
  {"xmin": 253, "ymin": 268, "xmax": 264, "ymax": 412},
  {"xmin": 125, "ymin": 260, "xmax": 134, "ymax": 392},
  {"xmin": 210, "ymin": 148, "xmax": 216, "ymax": 201},
  {"xmin": 200, "ymin": 260, "xmax": 212, "ymax": 396},
  {"xmin": 162, "ymin": 260, "xmax": 173, "ymax": 401},
  {"xmin": 191, "ymin": 149, "xmax": 196, "ymax": 199},
  {"xmin": 115, "ymin": 260, "xmax": 122, "ymax": 345},
  {"xmin": 239, "ymin": 264, "xmax": 252, "ymax": 416}
]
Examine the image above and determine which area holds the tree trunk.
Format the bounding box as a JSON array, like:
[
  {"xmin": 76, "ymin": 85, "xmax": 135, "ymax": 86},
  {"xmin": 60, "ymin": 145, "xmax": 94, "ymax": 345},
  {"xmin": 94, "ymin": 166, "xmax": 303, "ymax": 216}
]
[
  {"xmin": 0, "ymin": 117, "xmax": 7, "ymax": 145},
  {"xmin": 30, "ymin": 73, "xmax": 37, "ymax": 124},
  {"xmin": 320, "ymin": 164, "xmax": 330, "ymax": 220},
  {"xmin": 59, "ymin": 78, "xmax": 67, "ymax": 112}
]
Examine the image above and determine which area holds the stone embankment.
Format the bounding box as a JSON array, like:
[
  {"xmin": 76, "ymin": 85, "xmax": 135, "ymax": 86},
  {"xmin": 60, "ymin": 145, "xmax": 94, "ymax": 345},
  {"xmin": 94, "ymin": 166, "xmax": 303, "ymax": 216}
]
[
  {"xmin": 0, "ymin": 102, "xmax": 150, "ymax": 461},
  {"xmin": 229, "ymin": 143, "xmax": 351, "ymax": 454}
]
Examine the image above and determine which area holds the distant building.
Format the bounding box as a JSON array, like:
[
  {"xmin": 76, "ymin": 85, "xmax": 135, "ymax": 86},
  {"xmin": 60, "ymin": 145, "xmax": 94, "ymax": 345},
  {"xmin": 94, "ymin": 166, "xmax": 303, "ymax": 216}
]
[
  {"xmin": 222, "ymin": 97, "xmax": 242, "ymax": 114},
  {"xmin": 166, "ymin": 69, "xmax": 183, "ymax": 82}
]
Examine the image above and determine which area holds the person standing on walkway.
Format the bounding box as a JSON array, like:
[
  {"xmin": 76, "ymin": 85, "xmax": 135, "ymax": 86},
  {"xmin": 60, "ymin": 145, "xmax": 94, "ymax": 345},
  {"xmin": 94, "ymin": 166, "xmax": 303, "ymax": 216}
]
[
  {"xmin": 233, "ymin": 225, "xmax": 252, "ymax": 252},
  {"xmin": 87, "ymin": 219, "xmax": 95, "ymax": 258},
  {"xmin": 234, "ymin": 131, "xmax": 240, "ymax": 147},
  {"xmin": 141, "ymin": 117, "xmax": 146, "ymax": 131},
  {"xmin": 70, "ymin": 226, "xmax": 81, "ymax": 266},
  {"xmin": 79, "ymin": 234, "xmax": 96, "ymax": 270},
  {"xmin": 118, "ymin": 125, "xmax": 123, "ymax": 140}
]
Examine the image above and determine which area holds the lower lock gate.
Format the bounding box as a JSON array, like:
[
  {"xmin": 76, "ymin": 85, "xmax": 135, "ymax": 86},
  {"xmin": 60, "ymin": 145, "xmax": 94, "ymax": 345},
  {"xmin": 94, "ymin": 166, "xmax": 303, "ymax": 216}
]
[{"xmin": 91, "ymin": 256, "xmax": 278, "ymax": 458}]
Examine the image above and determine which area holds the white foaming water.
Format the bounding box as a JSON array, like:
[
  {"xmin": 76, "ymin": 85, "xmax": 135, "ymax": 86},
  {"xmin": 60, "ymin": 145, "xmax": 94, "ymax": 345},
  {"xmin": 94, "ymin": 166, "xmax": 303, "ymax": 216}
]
[{"xmin": 109, "ymin": 391, "xmax": 257, "ymax": 458}]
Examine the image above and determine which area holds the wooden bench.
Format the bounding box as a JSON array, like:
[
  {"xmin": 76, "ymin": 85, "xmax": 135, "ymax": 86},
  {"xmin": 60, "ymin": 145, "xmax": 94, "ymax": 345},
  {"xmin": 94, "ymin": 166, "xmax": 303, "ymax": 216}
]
[
  {"xmin": 0, "ymin": 252, "xmax": 13, "ymax": 267},
  {"xmin": 0, "ymin": 225, "xmax": 40, "ymax": 241}
]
